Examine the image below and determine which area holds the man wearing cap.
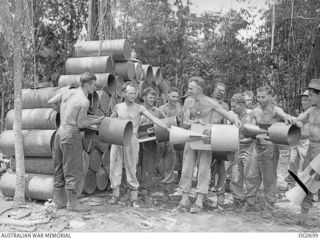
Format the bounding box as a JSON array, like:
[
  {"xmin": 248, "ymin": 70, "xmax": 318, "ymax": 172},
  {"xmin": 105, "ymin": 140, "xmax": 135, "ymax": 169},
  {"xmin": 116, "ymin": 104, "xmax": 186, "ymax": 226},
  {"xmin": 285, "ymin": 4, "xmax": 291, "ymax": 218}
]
[
  {"xmin": 296, "ymin": 78, "xmax": 320, "ymax": 216},
  {"xmin": 174, "ymin": 77, "xmax": 241, "ymax": 214},
  {"xmin": 285, "ymin": 90, "xmax": 311, "ymax": 188}
]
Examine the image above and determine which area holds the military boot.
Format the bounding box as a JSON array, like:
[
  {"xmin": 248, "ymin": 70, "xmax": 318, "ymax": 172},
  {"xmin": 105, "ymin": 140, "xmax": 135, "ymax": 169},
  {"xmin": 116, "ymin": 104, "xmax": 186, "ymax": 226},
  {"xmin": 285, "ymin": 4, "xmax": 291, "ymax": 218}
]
[
  {"xmin": 141, "ymin": 189, "xmax": 152, "ymax": 204},
  {"xmin": 66, "ymin": 190, "xmax": 91, "ymax": 212},
  {"xmin": 130, "ymin": 190, "xmax": 141, "ymax": 208},
  {"xmin": 53, "ymin": 187, "xmax": 67, "ymax": 209}
]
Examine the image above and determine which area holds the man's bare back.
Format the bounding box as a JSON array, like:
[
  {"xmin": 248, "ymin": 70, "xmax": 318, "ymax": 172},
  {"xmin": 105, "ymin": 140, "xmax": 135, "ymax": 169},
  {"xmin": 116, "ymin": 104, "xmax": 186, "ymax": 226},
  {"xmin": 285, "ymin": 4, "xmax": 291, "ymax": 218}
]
[{"xmin": 59, "ymin": 89, "xmax": 90, "ymax": 128}]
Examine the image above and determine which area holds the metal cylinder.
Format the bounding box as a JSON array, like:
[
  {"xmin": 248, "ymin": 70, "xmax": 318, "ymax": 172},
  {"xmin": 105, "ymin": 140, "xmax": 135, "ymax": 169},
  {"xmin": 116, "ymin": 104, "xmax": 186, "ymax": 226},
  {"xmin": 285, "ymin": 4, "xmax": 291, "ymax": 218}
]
[
  {"xmin": 152, "ymin": 67, "xmax": 162, "ymax": 85},
  {"xmin": 134, "ymin": 62, "xmax": 143, "ymax": 82},
  {"xmin": 101, "ymin": 147, "xmax": 110, "ymax": 168},
  {"xmin": 65, "ymin": 56, "xmax": 115, "ymax": 75},
  {"xmin": 268, "ymin": 122, "xmax": 301, "ymax": 146},
  {"xmin": 138, "ymin": 80, "xmax": 148, "ymax": 100},
  {"xmin": 58, "ymin": 73, "xmax": 116, "ymax": 95},
  {"xmin": 96, "ymin": 167, "xmax": 108, "ymax": 191},
  {"xmin": 0, "ymin": 130, "xmax": 56, "ymax": 157},
  {"xmin": 74, "ymin": 39, "xmax": 132, "ymax": 62},
  {"xmin": 87, "ymin": 91, "xmax": 99, "ymax": 115},
  {"xmin": 210, "ymin": 125, "xmax": 239, "ymax": 151},
  {"xmin": 11, "ymin": 157, "xmax": 54, "ymax": 175},
  {"xmin": 114, "ymin": 61, "xmax": 135, "ymax": 81},
  {"xmin": 82, "ymin": 130, "xmax": 98, "ymax": 153},
  {"xmin": 96, "ymin": 139, "xmax": 109, "ymax": 153},
  {"xmin": 154, "ymin": 117, "xmax": 178, "ymax": 142},
  {"xmin": 97, "ymin": 90, "xmax": 110, "ymax": 114},
  {"xmin": 83, "ymin": 169, "xmax": 96, "ymax": 194},
  {"xmin": 22, "ymin": 87, "xmax": 67, "ymax": 109},
  {"xmin": 89, "ymin": 149, "xmax": 102, "ymax": 172},
  {"xmin": 0, "ymin": 172, "xmax": 53, "ymax": 201},
  {"xmin": 142, "ymin": 65, "xmax": 154, "ymax": 85},
  {"xmin": 5, "ymin": 108, "xmax": 60, "ymax": 130},
  {"xmin": 115, "ymin": 76, "xmax": 125, "ymax": 97},
  {"xmin": 98, "ymin": 117, "xmax": 133, "ymax": 146}
]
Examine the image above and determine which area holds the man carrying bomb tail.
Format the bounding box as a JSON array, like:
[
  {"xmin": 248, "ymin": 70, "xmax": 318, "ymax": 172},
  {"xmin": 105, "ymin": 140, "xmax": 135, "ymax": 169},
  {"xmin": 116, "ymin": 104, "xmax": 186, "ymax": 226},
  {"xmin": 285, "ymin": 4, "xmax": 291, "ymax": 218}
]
[
  {"xmin": 109, "ymin": 82, "xmax": 168, "ymax": 208},
  {"xmin": 48, "ymin": 72, "xmax": 104, "ymax": 212},
  {"xmin": 175, "ymin": 76, "xmax": 241, "ymax": 214},
  {"xmin": 243, "ymin": 86, "xmax": 296, "ymax": 219}
]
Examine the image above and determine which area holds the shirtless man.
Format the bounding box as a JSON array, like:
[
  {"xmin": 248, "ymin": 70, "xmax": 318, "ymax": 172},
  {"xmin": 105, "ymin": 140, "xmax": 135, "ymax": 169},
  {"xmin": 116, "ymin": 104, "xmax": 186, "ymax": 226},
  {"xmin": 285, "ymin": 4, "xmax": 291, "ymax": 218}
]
[
  {"xmin": 243, "ymin": 90, "xmax": 255, "ymax": 111},
  {"xmin": 296, "ymin": 79, "xmax": 320, "ymax": 215},
  {"xmin": 243, "ymin": 86, "xmax": 295, "ymax": 219},
  {"xmin": 158, "ymin": 87, "xmax": 183, "ymax": 200},
  {"xmin": 210, "ymin": 82, "xmax": 231, "ymax": 207},
  {"xmin": 138, "ymin": 87, "xmax": 165, "ymax": 204},
  {"xmin": 229, "ymin": 93, "xmax": 255, "ymax": 211},
  {"xmin": 109, "ymin": 83, "xmax": 168, "ymax": 207},
  {"xmin": 285, "ymin": 90, "xmax": 311, "ymax": 188},
  {"xmin": 175, "ymin": 77, "xmax": 241, "ymax": 213},
  {"xmin": 48, "ymin": 72, "xmax": 103, "ymax": 212}
]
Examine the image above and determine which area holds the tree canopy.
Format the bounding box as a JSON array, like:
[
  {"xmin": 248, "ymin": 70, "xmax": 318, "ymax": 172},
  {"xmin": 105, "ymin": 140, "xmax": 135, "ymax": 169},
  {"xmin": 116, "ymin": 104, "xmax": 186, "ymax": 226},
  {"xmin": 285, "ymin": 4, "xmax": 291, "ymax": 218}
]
[{"xmin": 1, "ymin": 0, "xmax": 320, "ymax": 116}]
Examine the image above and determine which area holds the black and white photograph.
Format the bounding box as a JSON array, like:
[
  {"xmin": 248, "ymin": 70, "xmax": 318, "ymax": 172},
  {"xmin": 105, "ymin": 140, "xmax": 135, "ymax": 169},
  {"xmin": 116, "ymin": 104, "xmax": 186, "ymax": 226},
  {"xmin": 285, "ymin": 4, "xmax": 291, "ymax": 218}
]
[{"xmin": 0, "ymin": 0, "xmax": 320, "ymax": 236}]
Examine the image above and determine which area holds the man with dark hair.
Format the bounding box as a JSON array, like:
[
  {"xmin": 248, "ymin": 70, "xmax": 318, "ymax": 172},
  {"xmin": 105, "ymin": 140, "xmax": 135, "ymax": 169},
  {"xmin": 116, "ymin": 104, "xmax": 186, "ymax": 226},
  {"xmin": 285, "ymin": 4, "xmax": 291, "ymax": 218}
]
[
  {"xmin": 109, "ymin": 83, "xmax": 168, "ymax": 208},
  {"xmin": 243, "ymin": 85, "xmax": 295, "ymax": 218},
  {"xmin": 175, "ymin": 76, "xmax": 241, "ymax": 213},
  {"xmin": 210, "ymin": 81, "xmax": 231, "ymax": 208},
  {"xmin": 138, "ymin": 87, "xmax": 165, "ymax": 204},
  {"xmin": 296, "ymin": 79, "xmax": 320, "ymax": 216},
  {"xmin": 229, "ymin": 93, "xmax": 255, "ymax": 211},
  {"xmin": 158, "ymin": 87, "xmax": 183, "ymax": 200},
  {"xmin": 48, "ymin": 72, "xmax": 104, "ymax": 212}
]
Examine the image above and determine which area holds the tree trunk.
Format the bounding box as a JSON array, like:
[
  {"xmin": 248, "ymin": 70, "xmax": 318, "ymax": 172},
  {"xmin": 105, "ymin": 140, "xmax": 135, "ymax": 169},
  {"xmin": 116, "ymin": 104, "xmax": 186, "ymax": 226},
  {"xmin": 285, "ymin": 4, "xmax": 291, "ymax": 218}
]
[
  {"xmin": 13, "ymin": 0, "xmax": 26, "ymax": 207},
  {"xmin": 306, "ymin": 26, "xmax": 320, "ymax": 84}
]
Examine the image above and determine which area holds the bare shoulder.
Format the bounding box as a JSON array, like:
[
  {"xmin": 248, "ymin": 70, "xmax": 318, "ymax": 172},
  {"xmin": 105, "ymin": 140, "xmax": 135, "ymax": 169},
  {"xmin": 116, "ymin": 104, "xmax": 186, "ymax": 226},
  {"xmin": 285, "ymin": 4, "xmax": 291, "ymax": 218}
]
[
  {"xmin": 185, "ymin": 97, "xmax": 195, "ymax": 105},
  {"xmin": 136, "ymin": 103, "xmax": 146, "ymax": 113},
  {"xmin": 221, "ymin": 101, "xmax": 229, "ymax": 110},
  {"xmin": 251, "ymin": 106, "xmax": 261, "ymax": 117},
  {"xmin": 273, "ymin": 105, "xmax": 284, "ymax": 113},
  {"xmin": 208, "ymin": 97, "xmax": 220, "ymax": 107},
  {"xmin": 159, "ymin": 103, "xmax": 167, "ymax": 111},
  {"xmin": 308, "ymin": 106, "xmax": 318, "ymax": 115}
]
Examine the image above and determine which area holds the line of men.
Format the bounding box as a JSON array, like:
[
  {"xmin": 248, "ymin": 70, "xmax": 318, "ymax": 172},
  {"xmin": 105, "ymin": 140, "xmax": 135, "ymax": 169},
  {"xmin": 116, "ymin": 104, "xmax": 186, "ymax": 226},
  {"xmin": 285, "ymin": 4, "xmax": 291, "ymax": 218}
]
[{"xmin": 49, "ymin": 72, "xmax": 320, "ymax": 220}]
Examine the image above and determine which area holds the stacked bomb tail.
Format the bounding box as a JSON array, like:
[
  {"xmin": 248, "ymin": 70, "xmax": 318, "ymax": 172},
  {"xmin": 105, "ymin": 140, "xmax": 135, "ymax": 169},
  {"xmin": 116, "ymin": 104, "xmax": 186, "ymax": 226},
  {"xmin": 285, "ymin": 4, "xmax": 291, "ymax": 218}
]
[
  {"xmin": 189, "ymin": 124, "xmax": 239, "ymax": 152},
  {"xmin": 169, "ymin": 126, "xmax": 209, "ymax": 145},
  {"xmin": 242, "ymin": 122, "xmax": 301, "ymax": 146},
  {"xmin": 286, "ymin": 153, "xmax": 320, "ymax": 205}
]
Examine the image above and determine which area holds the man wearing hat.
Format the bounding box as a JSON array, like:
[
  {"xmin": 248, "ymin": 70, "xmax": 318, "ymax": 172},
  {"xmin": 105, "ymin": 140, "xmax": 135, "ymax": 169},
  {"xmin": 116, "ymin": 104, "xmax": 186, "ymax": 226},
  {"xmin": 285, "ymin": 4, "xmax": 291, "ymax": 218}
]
[
  {"xmin": 285, "ymin": 90, "xmax": 311, "ymax": 188},
  {"xmin": 296, "ymin": 78, "xmax": 320, "ymax": 215}
]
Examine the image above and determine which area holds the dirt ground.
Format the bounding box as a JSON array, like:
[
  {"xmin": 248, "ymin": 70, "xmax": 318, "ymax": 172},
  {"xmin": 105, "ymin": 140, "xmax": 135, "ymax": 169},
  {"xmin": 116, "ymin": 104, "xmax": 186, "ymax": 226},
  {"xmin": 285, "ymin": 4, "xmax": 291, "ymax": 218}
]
[{"xmin": 0, "ymin": 149, "xmax": 320, "ymax": 232}]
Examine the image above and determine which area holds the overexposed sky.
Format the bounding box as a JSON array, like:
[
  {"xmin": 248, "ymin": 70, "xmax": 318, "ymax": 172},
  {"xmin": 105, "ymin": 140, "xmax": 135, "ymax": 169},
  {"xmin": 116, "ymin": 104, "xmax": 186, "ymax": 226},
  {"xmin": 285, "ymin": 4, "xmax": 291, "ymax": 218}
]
[
  {"xmin": 188, "ymin": 0, "xmax": 270, "ymax": 42},
  {"xmin": 189, "ymin": 0, "xmax": 268, "ymax": 14}
]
